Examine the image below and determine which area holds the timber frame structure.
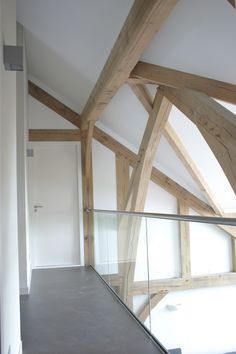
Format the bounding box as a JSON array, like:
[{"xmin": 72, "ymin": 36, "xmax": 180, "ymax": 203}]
[{"xmin": 28, "ymin": 0, "xmax": 236, "ymax": 322}]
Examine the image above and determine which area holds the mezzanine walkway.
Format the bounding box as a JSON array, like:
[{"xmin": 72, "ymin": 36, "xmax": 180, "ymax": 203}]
[{"xmin": 20, "ymin": 267, "xmax": 166, "ymax": 354}]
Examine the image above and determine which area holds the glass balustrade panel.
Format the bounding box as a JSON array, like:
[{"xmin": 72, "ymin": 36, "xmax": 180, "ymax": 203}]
[
  {"xmin": 91, "ymin": 209, "xmax": 236, "ymax": 354},
  {"xmin": 93, "ymin": 211, "xmax": 151, "ymax": 331}
]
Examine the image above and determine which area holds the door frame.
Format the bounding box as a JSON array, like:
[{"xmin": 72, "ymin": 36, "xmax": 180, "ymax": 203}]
[{"xmin": 27, "ymin": 141, "xmax": 84, "ymax": 268}]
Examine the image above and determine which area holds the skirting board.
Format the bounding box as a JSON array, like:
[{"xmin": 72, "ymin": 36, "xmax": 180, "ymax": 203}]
[
  {"xmin": 33, "ymin": 264, "xmax": 81, "ymax": 270},
  {"xmin": 20, "ymin": 287, "xmax": 29, "ymax": 295},
  {"xmin": 20, "ymin": 268, "xmax": 32, "ymax": 295},
  {"xmin": 18, "ymin": 341, "xmax": 23, "ymax": 354}
]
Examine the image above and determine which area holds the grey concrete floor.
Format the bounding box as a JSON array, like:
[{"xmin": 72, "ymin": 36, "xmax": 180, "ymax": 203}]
[{"xmin": 20, "ymin": 267, "xmax": 166, "ymax": 354}]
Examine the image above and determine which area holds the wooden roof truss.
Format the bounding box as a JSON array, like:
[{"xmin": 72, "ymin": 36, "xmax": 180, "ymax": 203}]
[{"xmin": 28, "ymin": 0, "xmax": 236, "ymax": 322}]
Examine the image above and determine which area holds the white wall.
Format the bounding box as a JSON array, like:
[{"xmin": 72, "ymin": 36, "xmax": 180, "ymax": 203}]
[
  {"xmin": 92, "ymin": 140, "xmax": 117, "ymax": 210},
  {"xmin": 92, "ymin": 140, "xmax": 117, "ymax": 273},
  {"xmin": 147, "ymin": 285, "xmax": 236, "ymax": 354},
  {"xmin": 0, "ymin": 0, "xmax": 22, "ymax": 353},
  {"xmin": 16, "ymin": 22, "xmax": 31, "ymax": 295},
  {"xmin": 189, "ymin": 209, "xmax": 231, "ymax": 276},
  {"xmin": 144, "ymin": 182, "xmax": 180, "ymax": 280}
]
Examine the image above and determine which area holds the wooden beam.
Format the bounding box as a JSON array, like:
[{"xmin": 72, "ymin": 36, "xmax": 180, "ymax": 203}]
[
  {"xmin": 29, "ymin": 130, "xmax": 236, "ymax": 238},
  {"xmin": 28, "ymin": 81, "xmax": 81, "ymax": 128},
  {"xmin": 81, "ymin": 0, "xmax": 177, "ymax": 124},
  {"xmin": 28, "ymin": 84, "xmax": 236, "ymax": 237},
  {"xmin": 127, "ymin": 84, "xmax": 236, "ymax": 236},
  {"xmin": 129, "ymin": 61, "xmax": 236, "ymax": 105},
  {"xmin": 95, "ymin": 129, "xmax": 213, "ymax": 240},
  {"xmin": 136, "ymin": 291, "xmax": 168, "ymax": 322},
  {"xmin": 151, "ymin": 169, "xmax": 236, "ymax": 238},
  {"xmin": 116, "ymin": 153, "xmax": 130, "ymax": 211},
  {"xmin": 125, "ymin": 85, "xmax": 216, "ymax": 213},
  {"xmin": 83, "ymin": 121, "xmax": 94, "ymax": 178},
  {"xmin": 116, "ymin": 153, "xmax": 130, "ymax": 276},
  {"xmin": 232, "ymin": 238, "xmax": 236, "ymax": 272},
  {"xmin": 119, "ymin": 90, "xmax": 171, "ymax": 305},
  {"xmin": 128, "ymin": 82, "xmax": 153, "ymax": 114},
  {"xmin": 127, "ymin": 85, "xmax": 236, "ymax": 237},
  {"xmin": 227, "ymin": 0, "xmax": 236, "ymax": 8},
  {"xmin": 95, "ymin": 127, "xmax": 212, "ymax": 216},
  {"xmin": 94, "ymin": 126, "xmax": 138, "ymax": 163},
  {"xmin": 29, "ymin": 129, "xmax": 81, "ymax": 141},
  {"xmin": 126, "ymin": 90, "xmax": 172, "ymax": 211},
  {"xmin": 161, "ymin": 86, "xmax": 236, "ymax": 195},
  {"xmin": 164, "ymin": 122, "xmax": 223, "ymax": 215},
  {"xmin": 178, "ymin": 200, "xmax": 191, "ymax": 278},
  {"xmin": 132, "ymin": 272, "xmax": 236, "ymax": 295},
  {"xmin": 151, "ymin": 168, "xmax": 213, "ymax": 215},
  {"xmin": 121, "ymin": 90, "xmax": 172, "ymax": 305},
  {"xmin": 28, "ymin": 83, "xmax": 205, "ymax": 216},
  {"xmin": 102, "ymin": 274, "xmax": 123, "ymax": 288},
  {"xmin": 81, "ymin": 130, "xmax": 94, "ymax": 265}
]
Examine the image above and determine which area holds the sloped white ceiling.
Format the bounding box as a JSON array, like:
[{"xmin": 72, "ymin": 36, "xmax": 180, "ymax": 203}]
[
  {"xmin": 17, "ymin": 0, "xmax": 236, "ymax": 107},
  {"xmin": 17, "ymin": 0, "xmax": 236, "ymax": 210},
  {"xmin": 17, "ymin": 0, "xmax": 133, "ymax": 109},
  {"xmin": 143, "ymin": 0, "xmax": 236, "ymax": 84}
]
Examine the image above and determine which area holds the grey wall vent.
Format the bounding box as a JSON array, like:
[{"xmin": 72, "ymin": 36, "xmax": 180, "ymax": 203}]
[
  {"xmin": 27, "ymin": 149, "xmax": 34, "ymax": 157},
  {"xmin": 3, "ymin": 45, "xmax": 23, "ymax": 71}
]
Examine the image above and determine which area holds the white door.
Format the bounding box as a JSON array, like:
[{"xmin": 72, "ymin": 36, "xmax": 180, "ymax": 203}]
[{"xmin": 27, "ymin": 143, "xmax": 81, "ymax": 267}]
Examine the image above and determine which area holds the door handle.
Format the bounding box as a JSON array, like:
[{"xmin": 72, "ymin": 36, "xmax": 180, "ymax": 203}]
[{"xmin": 34, "ymin": 205, "xmax": 44, "ymax": 212}]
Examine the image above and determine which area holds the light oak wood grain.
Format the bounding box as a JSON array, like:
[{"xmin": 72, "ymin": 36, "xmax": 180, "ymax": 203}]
[
  {"xmin": 81, "ymin": 0, "xmax": 177, "ymax": 124},
  {"xmin": 130, "ymin": 61, "xmax": 236, "ymax": 105},
  {"xmin": 162, "ymin": 86, "xmax": 236, "ymax": 195}
]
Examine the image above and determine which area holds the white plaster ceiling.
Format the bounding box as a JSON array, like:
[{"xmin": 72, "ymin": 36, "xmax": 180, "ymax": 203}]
[
  {"xmin": 17, "ymin": 0, "xmax": 236, "ymax": 211},
  {"xmin": 142, "ymin": 0, "xmax": 236, "ymax": 84},
  {"xmin": 17, "ymin": 0, "xmax": 134, "ymax": 110}
]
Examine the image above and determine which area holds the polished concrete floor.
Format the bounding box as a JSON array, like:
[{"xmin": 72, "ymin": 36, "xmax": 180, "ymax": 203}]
[{"xmin": 20, "ymin": 267, "xmax": 166, "ymax": 354}]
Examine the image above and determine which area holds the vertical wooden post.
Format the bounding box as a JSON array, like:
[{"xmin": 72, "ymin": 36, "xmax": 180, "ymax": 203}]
[
  {"xmin": 178, "ymin": 200, "xmax": 191, "ymax": 278},
  {"xmin": 231, "ymin": 238, "xmax": 236, "ymax": 272},
  {"xmin": 81, "ymin": 126, "xmax": 94, "ymax": 266},
  {"xmin": 116, "ymin": 153, "xmax": 130, "ymax": 211},
  {"xmin": 115, "ymin": 153, "xmax": 130, "ymax": 284}
]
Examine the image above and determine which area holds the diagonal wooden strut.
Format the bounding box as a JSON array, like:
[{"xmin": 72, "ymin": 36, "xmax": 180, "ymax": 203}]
[
  {"xmin": 129, "ymin": 61, "xmax": 236, "ymax": 105},
  {"xmin": 120, "ymin": 89, "xmax": 172, "ymax": 306},
  {"xmin": 136, "ymin": 291, "xmax": 168, "ymax": 323},
  {"xmin": 81, "ymin": 0, "xmax": 178, "ymax": 125},
  {"xmin": 125, "ymin": 90, "xmax": 172, "ymax": 211},
  {"xmin": 161, "ymin": 86, "xmax": 236, "ymax": 196},
  {"xmin": 129, "ymin": 82, "xmax": 224, "ymax": 215},
  {"xmin": 28, "ymin": 81, "xmax": 81, "ymax": 128},
  {"xmin": 28, "ymin": 81, "xmax": 236, "ymax": 242},
  {"xmin": 164, "ymin": 122, "xmax": 223, "ymax": 215}
]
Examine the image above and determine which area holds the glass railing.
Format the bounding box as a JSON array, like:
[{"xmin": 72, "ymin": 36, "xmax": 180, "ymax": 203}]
[{"xmin": 88, "ymin": 209, "xmax": 236, "ymax": 354}]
